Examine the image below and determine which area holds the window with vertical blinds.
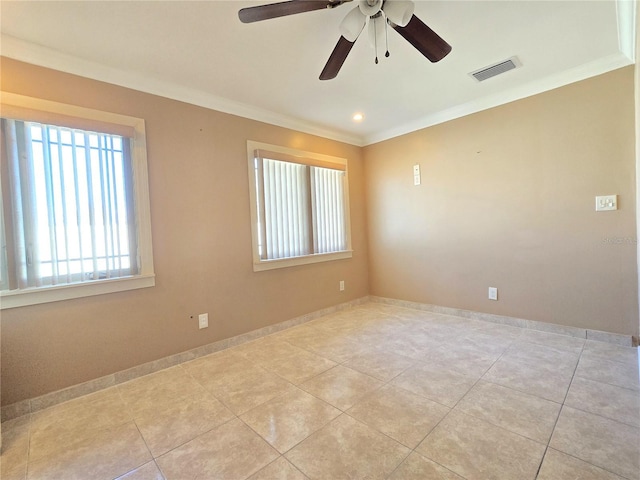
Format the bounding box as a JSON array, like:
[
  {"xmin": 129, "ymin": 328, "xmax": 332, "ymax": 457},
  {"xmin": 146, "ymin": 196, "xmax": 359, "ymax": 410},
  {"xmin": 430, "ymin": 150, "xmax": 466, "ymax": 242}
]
[
  {"xmin": 248, "ymin": 141, "xmax": 352, "ymax": 271},
  {"xmin": 0, "ymin": 92, "xmax": 154, "ymax": 309}
]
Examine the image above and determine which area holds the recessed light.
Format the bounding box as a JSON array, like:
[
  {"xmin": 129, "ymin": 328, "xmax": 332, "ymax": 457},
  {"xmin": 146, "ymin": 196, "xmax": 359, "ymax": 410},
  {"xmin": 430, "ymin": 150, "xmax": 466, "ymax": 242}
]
[{"xmin": 352, "ymin": 113, "xmax": 364, "ymax": 122}]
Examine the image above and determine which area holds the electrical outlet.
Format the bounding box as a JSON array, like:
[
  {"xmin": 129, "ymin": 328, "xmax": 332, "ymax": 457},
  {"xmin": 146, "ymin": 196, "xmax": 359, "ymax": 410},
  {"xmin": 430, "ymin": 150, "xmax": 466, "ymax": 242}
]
[
  {"xmin": 488, "ymin": 287, "xmax": 498, "ymax": 301},
  {"xmin": 198, "ymin": 313, "xmax": 209, "ymax": 329},
  {"xmin": 339, "ymin": 280, "xmax": 345, "ymax": 291}
]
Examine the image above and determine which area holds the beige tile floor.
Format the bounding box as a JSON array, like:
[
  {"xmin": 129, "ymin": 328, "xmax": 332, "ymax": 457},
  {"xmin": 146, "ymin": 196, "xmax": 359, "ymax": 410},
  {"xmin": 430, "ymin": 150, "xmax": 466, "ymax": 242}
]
[{"xmin": 2, "ymin": 303, "xmax": 639, "ymax": 480}]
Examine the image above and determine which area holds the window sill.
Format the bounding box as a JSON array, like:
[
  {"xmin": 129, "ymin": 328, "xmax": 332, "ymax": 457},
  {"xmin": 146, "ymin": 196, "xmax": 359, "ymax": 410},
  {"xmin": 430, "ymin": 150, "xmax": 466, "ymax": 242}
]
[
  {"xmin": 0, "ymin": 274, "xmax": 155, "ymax": 309},
  {"xmin": 253, "ymin": 250, "xmax": 353, "ymax": 272}
]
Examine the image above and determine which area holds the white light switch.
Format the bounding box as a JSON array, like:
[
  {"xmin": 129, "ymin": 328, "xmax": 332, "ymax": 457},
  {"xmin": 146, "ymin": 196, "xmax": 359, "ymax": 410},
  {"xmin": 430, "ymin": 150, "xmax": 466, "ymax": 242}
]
[
  {"xmin": 413, "ymin": 165, "xmax": 421, "ymax": 186},
  {"xmin": 595, "ymin": 195, "xmax": 617, "ymax": 211}
]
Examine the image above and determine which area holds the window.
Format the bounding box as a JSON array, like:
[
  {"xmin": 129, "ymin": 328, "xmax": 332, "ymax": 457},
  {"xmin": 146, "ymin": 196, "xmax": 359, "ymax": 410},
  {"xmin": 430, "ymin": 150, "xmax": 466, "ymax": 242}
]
[
  {"xmin": 247, "ymin": 141, "xmax": 352, "ymax": 271},
  {"xmin": 0, "ymin": 93, "xmax": 154, "ymax": 308}
]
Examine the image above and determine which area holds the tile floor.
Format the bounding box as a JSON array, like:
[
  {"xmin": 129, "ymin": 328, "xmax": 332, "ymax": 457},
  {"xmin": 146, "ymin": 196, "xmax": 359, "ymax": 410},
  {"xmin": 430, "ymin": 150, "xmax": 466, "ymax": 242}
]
[{"xmin": 2, "ymin": 303, "xmax": 639, "ymax": 480}]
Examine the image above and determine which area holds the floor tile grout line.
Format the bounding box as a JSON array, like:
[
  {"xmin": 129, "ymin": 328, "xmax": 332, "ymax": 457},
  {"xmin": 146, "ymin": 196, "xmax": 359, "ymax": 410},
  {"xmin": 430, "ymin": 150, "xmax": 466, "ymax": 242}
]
[
  {"xmin": 24, "ymin": 413, "xmax": 33, "ymax": 480},
  {"xmin": 551, "ymin": 341, "xmax": 640, "ymax": 476},
  {"xmin": 152, "ymin": 459, "xmax": 167, "ymax": 480},
  {"xmin": 568, "ymin": 345, "xmax": 640, "ymax": 424},
  {"xmin": 166, "ymin": 326, "xmax": 632, "ymax": 476},
  {"xmin": 451, "ymin": 383, "xmax": 562, "ymax": 445},
  {"xmin": 382, "ymin": 346, "xmax": 505, "ymax": 480},
  {"xmin": 542, "ymin": 447, "xmax": 636, "ymax": 480},
  {"xmin": 561, "ymin": 401, "xmax": 640, "ymax": 430},
  {"xmin": 124, "ymin": 422, "xmax": 156, "ymax": 479},
  {"xmin": 236, "ymin": 404, "xmax": 340, "ymax": 461},
  {"xmin": 572, "ymin": 370, "xmax": 640, "ymax": 393},
  {"xmin": 6, "ymin": 301, "xmax": 635, "ymax": 423},
  {"xmin": 410, "ymin": 334, "xmax": 555, "ymax": 479},
  {"xmin": 13, "ymin": 304, "xmax": 638, "ymax": 479},
  {"xmin": 319, "ymin": 412, "xmax": 414, "ymax": 478},
  {"xmin": 143, "ymin": 360, "xmax": 243, "ymax": 452},
  {"xmin": 383, "ymin": 449, "xmax": 468, "ymax": 480},
  {"xmin": 231, "ymin": 313, "xmax": 458, "ymax": 475},
  {"xmin": 579, "ymin": 353, "xmax": 640, "ymax": 369},
  {"xmin": 533, "ymin": 339, "xmax": 588, "ymax": 479},
  {"xmin": 148, "ymin": 414, "xmax": 239, "ymax": 461}
]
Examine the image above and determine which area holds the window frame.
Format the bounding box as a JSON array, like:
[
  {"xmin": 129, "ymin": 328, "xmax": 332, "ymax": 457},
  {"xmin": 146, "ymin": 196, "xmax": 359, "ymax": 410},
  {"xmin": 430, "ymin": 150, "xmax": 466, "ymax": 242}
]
[
  {"xmin": 0, "ymin": 92, "xmax": 155, "ymax": 309},
  {"xmin": 247, "ymin": 141, "xmax": 353, "ymax": 272}
]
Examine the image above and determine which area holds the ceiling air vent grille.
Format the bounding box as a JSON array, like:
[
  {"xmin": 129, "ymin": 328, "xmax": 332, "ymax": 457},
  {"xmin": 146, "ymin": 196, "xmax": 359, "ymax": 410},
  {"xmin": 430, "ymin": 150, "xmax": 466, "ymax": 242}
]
[{"xmin": 470, "ymin": 57, "xmax": 521, "ymax": 82}]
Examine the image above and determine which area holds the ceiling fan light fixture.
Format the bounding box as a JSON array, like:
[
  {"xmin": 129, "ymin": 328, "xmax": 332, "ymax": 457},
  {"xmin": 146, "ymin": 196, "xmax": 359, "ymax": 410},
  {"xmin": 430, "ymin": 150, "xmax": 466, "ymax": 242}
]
[
  {"xmin": 340, "ymin": 6, "xmax": 366, "ymax": 42},
  {"xmin": 238, "ymin": 0, "xmax": 451, "ymax": 80},
  {"xmin": 383, "ymin": 0, "xmax": 414, "ymax": 27}
]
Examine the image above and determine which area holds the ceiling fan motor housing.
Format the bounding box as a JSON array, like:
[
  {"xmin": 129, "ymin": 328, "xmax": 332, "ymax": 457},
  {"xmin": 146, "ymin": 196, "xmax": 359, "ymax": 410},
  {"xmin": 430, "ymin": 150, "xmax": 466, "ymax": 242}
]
[{"xmin": 359, "ymin": 0, "xmax": 383, "ymax": 17}]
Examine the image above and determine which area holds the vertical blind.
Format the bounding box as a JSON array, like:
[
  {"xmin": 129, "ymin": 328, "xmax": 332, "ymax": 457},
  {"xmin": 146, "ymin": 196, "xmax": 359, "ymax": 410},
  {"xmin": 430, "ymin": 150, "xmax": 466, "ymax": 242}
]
[
  {"xmin": 1, "ymin": 118, "xmax": 137, "ymax": 290},
  {"xmin": 262, "ymin": 158, "xmax": 311, "ymax": 259},
  {"xmin": 256, "ymin": 154, "xmax": 347, "ymax": 261},
  {"xmin": 311, "ymin": 166, "xmax": 347, "ymax": 254}
]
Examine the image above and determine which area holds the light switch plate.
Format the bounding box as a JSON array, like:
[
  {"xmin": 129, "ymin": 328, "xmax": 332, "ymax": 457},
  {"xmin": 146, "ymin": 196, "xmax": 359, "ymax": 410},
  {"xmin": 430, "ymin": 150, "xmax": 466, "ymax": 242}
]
[{"xmin": 595, "ymin": 195, "xmax": 617, "ymax": 211}]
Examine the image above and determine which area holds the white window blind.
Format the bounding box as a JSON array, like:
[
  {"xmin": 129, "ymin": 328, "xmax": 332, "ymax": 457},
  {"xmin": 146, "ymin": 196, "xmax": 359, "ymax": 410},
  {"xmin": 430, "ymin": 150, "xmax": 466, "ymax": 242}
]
[
  {"xmin": 262, "ymin": 158, "xmax": 311, "ymax": 259},
  {"xmin": 2, "ymin": 119, "xmax": 137, "ymax": 290},
  {"xmin": 249, "ymin": 143, "xmax": 351, "ymax": 270},
  {"xmin": 312, "ymin": 166, "xmax": 346, "ymax": 254}
]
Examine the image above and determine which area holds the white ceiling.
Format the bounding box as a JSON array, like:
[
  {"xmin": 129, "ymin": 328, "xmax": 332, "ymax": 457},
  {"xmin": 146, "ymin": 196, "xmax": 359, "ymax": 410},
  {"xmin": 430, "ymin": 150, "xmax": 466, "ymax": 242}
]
[{"xmin": 0, "ymin": 1, "xmax": 636, "ymax": 146}]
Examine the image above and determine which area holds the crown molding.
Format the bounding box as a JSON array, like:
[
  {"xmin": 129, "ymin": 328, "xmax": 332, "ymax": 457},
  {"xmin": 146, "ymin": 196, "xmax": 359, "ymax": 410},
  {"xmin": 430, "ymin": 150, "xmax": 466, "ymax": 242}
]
[
  {"xmin": 2, "ymin": 0, "xmax": 635, "ymax": 151},
  {"xmin": 617, "ymin": 0, "xmax": 637, "ymax": 61},
  {"xmin": 364, "ymin": 52, "xmax": 633, "ymax": 146},
  {"xmin": 0, "ymin": 34, "xmax": 365, "ymax": 147},
  {"xmin": 365, "ymin": 0, "xmax": 637, "ymax": 146}
]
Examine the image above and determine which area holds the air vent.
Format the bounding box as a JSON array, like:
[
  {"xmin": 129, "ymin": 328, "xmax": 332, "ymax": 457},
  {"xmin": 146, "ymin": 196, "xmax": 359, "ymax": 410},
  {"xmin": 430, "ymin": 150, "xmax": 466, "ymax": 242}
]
[{"xmin": 470, "ymin": 57, "xmax": 521, "ymax": 82}]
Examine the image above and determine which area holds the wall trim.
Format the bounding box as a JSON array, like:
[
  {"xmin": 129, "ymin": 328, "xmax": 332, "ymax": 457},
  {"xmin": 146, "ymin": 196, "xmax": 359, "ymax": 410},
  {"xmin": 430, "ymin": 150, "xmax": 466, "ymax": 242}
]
[
  {"xmin": 3, "ymin": 294, "xmax": 637, "ymax": 422},
  {"xmin": 0, "ymin": 34, "xmax": 363, "ymax": 147},
  {"xmin": 617, "ymin": 0, "xmax": 637, "ymax": 62},
  {"xmin": 364, "ymin": 53, "xmax": 633, "ymax": 145},
  {"xmin": 370, "ymin": 296, "xmax": 637, "ymax": 348},
  {"xmin": 0, "ymin": 295, "xmax": 370, "ymax": 422},
  {"xmin": 2, "ymin": 21, "xmax": 635, "ymax": 149}
]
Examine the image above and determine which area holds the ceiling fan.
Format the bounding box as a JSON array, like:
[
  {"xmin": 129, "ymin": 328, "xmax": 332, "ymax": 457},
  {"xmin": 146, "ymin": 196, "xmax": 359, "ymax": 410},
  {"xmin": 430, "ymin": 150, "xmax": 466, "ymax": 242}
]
[{"xmin": 238, "ymin": 0, "xmax": 452, "ymax": 80}]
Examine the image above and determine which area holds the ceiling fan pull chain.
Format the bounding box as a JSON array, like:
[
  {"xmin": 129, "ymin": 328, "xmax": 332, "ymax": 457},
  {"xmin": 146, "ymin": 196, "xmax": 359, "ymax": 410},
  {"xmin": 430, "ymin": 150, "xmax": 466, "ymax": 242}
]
[
  {"xmin": 374, "ymin": 17, "xmax": 379, "ymax": 64},
  {"xmin": 384, "ymin": 15, "xmax": 390, "ymax": 58}
]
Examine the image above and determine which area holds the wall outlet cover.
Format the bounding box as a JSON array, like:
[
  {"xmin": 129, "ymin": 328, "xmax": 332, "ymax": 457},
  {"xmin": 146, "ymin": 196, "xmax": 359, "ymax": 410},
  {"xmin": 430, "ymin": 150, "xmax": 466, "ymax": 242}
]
[{"xmin": 595, "ymin": 195, "xmax": 617, "ymax": 211}]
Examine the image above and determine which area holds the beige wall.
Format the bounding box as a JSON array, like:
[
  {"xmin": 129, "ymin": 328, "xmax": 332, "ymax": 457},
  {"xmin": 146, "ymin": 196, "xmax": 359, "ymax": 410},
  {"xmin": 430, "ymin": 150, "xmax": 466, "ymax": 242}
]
[
  {"xmin": 1, "ymin": 58, "xmax": 638, "ymax": 407},
  {"xmin": 0, "ymin": 58, "xmax": 369, "ymax": 406},
  {"xmin": 364, "ymin": 67, "xmax": 638, "ymax": 337}
]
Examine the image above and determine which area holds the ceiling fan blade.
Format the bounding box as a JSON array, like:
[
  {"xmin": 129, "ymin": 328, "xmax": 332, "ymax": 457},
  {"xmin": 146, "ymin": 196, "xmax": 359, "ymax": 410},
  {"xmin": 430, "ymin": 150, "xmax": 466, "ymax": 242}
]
[
  {"xmin": 392, "ymin": 14, "xmax": 452, "ymax": 62},
  {"xmin": 239, "ymin": 0, "xmax": 339, "ymax": 23},
  {"xmin": 319, "ymin": 36, "xmax": 355, "ymax": 80}
]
